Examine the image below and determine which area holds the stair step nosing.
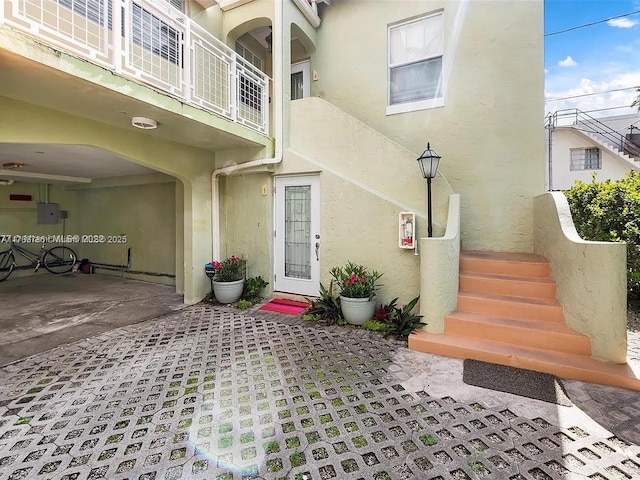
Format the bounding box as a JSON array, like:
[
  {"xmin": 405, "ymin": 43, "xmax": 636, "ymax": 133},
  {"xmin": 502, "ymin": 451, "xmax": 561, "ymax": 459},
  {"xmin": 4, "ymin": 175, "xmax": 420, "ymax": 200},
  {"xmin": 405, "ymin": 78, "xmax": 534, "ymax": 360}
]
[
  {"xmin": 458, "ymin": 291, "xmax": 561, "ymax": 307},
  {"xmin": 445, "ymin": 312, "xmax": 586, "ymax": 336},
  {"xmin": 413, "ymin": 333, "xmax": 596, "ymax": 367},
  {"xmin": 459, "ymin": 272, "xmax": 555, "ymax": 284}
]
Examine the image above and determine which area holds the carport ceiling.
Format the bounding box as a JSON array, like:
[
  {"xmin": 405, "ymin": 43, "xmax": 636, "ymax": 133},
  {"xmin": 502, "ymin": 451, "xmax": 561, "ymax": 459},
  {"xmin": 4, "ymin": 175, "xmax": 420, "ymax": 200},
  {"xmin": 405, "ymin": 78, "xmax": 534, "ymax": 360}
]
[{"xmin": 0, "ymin": 143, "xmax": 156, "ymax": 184}]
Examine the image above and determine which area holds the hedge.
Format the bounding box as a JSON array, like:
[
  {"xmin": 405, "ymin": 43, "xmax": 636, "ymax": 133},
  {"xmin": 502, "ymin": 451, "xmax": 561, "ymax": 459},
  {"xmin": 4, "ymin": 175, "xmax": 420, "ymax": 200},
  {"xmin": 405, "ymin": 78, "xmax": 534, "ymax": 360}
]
[{"xmin": 564, "ymin": 170, "xmax": 640, "ymax": 296}]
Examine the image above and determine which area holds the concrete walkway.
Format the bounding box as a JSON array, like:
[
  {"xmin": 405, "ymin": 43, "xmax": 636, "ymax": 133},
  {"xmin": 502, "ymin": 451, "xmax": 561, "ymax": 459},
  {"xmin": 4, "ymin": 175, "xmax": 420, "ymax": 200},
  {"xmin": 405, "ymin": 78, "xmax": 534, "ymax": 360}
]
[
  {"xmin": 0, "ymin": 274, "xmax": 185, "ymax": 366},
  {"xmin": 0, "ymin": 304, "xmax": 639, "ymax": 479}
]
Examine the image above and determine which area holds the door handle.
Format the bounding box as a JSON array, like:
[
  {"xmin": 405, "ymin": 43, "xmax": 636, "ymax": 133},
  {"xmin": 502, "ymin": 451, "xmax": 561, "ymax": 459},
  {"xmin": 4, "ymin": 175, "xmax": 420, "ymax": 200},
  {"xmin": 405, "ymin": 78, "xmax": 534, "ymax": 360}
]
[{"xmin": 315, "ymin": 242, "xmax": 320, "ymax": 261}]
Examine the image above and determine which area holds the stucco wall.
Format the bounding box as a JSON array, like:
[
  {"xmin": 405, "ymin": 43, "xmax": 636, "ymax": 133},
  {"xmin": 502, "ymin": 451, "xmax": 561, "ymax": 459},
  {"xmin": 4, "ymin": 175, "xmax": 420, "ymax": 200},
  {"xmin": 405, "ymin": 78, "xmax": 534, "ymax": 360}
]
[
  {"xmin": 550, "ymin": 127, "xmax": 638, "ymax": 191},
  {"xmin": 533, "ymin": 192, "xmax": 627, "ymax": 363},
  {"xmin": 420, "ymin": 194, "xmax": 460, "ymax": 332},
  {"xmin": 310, "ymin": 0, "xmax": 545, "ymax": 252},
  {"xmin": 73, "ymin": 180, "xmax": 176, "ymax": 285},
  {"xmin": 220, "ymin": 172, "xmax": 272, "ymax": 282}
]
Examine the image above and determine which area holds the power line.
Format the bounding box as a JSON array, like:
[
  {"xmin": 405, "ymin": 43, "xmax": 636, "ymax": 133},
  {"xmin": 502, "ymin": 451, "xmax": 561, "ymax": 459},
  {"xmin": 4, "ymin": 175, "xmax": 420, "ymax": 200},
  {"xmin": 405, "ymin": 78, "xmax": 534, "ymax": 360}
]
[
  {"xmin": 545, "ymin": 9, "xmax": 640, "ymax": 37},
  {"xmin": 545, "ymin": 86, "xmax": 639, "ymax": 102}
]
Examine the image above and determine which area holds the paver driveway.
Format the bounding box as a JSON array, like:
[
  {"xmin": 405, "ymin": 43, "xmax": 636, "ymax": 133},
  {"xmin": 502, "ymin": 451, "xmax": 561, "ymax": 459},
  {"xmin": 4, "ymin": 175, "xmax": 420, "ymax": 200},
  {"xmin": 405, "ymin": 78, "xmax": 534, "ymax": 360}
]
[{"xmin": 1, "ymin": 304, "xmax": 639, "ymax": 479}]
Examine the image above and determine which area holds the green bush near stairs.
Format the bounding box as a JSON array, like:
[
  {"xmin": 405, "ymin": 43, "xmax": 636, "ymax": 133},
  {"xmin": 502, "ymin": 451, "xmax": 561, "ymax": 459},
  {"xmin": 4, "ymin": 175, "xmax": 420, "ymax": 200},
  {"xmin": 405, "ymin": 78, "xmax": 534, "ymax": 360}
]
[{"xmin": 565, "ymin": 171, "xmax": 640, "ymax": 296}]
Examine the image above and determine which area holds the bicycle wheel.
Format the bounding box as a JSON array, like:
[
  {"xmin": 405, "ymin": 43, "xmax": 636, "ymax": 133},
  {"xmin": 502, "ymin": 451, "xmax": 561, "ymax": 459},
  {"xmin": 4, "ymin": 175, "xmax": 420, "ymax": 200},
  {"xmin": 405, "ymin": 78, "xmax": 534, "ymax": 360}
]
[
  {"xmin": 43, "ymin": 246, "xmax": 77, "ymax": 274},
  {"xmin": 0, "ymin": 250, "xmax": 15, "ymax": 281}
]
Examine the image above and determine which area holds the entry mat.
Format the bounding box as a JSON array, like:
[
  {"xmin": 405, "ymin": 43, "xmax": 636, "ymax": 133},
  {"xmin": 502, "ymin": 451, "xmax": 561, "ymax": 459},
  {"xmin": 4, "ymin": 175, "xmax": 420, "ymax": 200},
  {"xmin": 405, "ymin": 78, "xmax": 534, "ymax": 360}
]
[
  {"xmin": 259, "ymin": 298, "xmax": 309, "ymax": 315},
  {"xmin": 462, "ymin": 359, "xmax": 573, "ymax": 406}
]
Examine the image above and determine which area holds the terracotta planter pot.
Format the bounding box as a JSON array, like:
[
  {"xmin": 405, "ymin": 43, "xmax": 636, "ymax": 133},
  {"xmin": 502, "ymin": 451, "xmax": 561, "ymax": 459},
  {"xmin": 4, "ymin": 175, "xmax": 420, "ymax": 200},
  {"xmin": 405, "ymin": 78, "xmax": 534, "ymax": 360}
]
[
  {"xmin": 340, "ymin": 295, "xmax": 376, "ymax": 325},
  {"xmin": 212, "ymin": 279, "xmax": 244, "ymax": 304}
]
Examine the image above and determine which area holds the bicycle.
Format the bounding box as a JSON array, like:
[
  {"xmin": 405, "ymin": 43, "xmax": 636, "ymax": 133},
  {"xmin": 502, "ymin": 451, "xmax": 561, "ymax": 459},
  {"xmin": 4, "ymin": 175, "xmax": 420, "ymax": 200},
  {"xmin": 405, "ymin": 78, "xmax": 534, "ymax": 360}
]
[{"xmin": 0, "ymin": 241, "xmax": 78, "ymax": 282}]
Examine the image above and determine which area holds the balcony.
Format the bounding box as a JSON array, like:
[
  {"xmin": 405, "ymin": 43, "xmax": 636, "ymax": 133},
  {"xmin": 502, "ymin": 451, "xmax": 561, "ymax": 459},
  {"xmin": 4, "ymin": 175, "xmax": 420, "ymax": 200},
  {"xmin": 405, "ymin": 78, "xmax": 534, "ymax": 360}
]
[{"xmin": 1, "ymin": 0, "xmax": 270, "ymax": 135}]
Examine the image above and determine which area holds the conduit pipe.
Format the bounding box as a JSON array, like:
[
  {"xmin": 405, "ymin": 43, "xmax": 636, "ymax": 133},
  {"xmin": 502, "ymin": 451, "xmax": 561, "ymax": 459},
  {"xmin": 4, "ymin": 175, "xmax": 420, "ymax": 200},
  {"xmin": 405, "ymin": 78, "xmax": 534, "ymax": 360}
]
[{"xmin": 211, "ymin": 0, "xmax": 284, "ymax": 261}]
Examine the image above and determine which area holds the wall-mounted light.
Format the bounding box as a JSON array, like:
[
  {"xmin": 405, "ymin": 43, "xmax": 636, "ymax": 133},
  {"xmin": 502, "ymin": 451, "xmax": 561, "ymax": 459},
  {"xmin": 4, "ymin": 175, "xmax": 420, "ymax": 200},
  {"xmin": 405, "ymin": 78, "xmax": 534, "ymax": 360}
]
[{"xmin": 132, "ymin": 116, "xmax": 158, "ymax": 130}]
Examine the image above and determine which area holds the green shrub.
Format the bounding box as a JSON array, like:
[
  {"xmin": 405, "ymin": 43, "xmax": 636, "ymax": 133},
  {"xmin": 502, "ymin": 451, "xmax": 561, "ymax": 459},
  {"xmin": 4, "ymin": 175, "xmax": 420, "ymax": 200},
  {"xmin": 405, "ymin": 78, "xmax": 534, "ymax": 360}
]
[
  {"xmin": 305, "ymin": 281, "xmax": 342, "ymax": 325},
  {"xmin": 236, "ymin": 299, "xmax": 252, "ymax": 310},
  {"xmin": 242, "ymin": 276, "xmax": 269, "ymax": 304},
  {"xmin": 382, "ymin": 296, "xmax": 426, "ymax": 339},
  {"xmin": 362, "ymin": 320, "xmax": 388, "ymax": 332},
  {"xmin": 565, "ymin": 171, "xmax": 640, "ymax": 296}
]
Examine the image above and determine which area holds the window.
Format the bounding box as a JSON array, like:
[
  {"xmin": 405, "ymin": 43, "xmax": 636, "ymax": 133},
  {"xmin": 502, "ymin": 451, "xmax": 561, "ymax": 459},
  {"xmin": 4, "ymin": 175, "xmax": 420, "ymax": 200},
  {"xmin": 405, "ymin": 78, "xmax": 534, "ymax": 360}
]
[
  {"xmin": 59, "ymin": 0, "xmax": 109, "ymax": 26},
  {"xmin": 570, "ymin": 148, "xmax": 601, "ymax": 170},
  {"xmin": 388, "ymin": 12, "xmax": 444, "ymax": 114},
  {"xmin": 58, "ymin": 1, "xmax": 182, "ymax": 65},
  {"xmin": 131, "ymin": 4, "xmax": 181, "ymax": 66}
]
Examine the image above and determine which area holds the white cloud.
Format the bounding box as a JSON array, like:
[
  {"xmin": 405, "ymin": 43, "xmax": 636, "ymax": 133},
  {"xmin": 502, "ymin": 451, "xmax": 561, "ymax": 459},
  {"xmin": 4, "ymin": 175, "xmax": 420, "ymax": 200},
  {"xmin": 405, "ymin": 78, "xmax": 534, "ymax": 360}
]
[
  {"xmin": 558, "ymin": 56, "xmax": 578, "ymax": 67},
  {"xmin": 607, "ymin": 18, "xmax": 638, "ymax": 29},
  {"xmin": 545, "ymin": 74, "xmax": 640, "ymax": 118}
]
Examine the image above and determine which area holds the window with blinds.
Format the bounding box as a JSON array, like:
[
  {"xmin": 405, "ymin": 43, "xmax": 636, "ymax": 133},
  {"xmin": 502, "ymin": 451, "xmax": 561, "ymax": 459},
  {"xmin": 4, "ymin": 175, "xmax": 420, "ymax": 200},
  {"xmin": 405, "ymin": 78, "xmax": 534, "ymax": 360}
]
[
  {"xmin": 570, "ymin": 148, "xmax": 601, "ymax": 170},
  {"xmin": 58, "ymin": 0, "xmax": 182, "ymax": 65},
  {"xmin": 388, "ymin": 12, "xmax": 444, "ymax": 114}
]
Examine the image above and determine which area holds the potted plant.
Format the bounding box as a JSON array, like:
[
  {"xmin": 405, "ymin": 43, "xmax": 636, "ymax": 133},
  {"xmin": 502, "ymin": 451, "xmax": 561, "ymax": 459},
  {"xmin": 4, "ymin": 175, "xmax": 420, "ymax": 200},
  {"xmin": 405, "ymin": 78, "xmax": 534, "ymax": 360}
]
[
  {"xmin": 330, "ymin": 261, "xmax": 382, "ymax": 325},
  {"xmin": 206, "ymin": 255, "xmax": 246, "ymax": 304}
]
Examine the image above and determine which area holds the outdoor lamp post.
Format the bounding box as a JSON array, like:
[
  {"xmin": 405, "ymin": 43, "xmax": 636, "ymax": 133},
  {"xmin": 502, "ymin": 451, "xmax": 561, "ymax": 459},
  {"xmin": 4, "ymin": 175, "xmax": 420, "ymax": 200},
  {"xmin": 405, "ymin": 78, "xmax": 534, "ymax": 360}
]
[{"xmin": 416, "ymin": 143, "xmax": 441, "ymax": 237}]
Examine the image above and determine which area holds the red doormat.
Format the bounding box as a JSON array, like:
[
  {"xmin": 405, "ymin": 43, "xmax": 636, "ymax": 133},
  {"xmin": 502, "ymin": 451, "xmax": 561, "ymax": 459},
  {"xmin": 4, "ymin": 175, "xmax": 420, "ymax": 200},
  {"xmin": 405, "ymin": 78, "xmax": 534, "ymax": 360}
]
[{"xmin": 259, "ymin": 298, "xmax": 309, "ymax": 315}]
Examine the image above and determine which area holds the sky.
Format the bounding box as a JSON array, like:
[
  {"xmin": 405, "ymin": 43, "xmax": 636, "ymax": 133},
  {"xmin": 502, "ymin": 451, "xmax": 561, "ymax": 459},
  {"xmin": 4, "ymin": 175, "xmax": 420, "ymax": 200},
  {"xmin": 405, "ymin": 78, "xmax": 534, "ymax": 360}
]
[{"xmin": 545, "ymin": 0, "xmax": 640, "ymax": 118}]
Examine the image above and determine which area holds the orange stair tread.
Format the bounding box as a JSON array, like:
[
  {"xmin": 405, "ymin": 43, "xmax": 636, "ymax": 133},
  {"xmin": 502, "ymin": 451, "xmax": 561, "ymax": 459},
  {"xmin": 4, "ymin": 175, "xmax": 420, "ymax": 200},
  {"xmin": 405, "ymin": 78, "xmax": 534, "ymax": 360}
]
[
  {"xmin": 461, "ymin": 250, "xmax": 548, "ymax": 264},
  {"xmin": 409, "ymin": 331, "xmax": 640, "ymax": 391},
  {"xmin": 445, "ymin": 311, "xmax": 587, "ymax": 336},
  {"xmin": 459, "ymin": 272, "xmax": 555, "ymax": 284},
  {"xmin": 458, "ymin": 291, "xmax": 561, "ymax": 307}
]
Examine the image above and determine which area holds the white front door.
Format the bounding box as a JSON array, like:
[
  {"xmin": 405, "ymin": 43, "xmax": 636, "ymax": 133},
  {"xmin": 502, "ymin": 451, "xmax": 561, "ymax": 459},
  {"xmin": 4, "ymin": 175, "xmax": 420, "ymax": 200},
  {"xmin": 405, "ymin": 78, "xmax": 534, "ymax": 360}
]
[
  {"xmin": 274, "ymin": 175, "xmax": 320, "ymax": 296},
  {"xmin": 291, "ymin": 60, "xmax": 310, "ymax": 100}
]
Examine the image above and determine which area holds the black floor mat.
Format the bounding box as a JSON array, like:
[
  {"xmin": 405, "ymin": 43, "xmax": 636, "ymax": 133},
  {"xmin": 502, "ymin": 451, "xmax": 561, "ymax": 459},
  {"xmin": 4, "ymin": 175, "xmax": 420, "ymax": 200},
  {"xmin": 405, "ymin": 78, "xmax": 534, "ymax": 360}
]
[{"xmin": 463, "ymin": 360, "xmax": 573, "ymax": 406}]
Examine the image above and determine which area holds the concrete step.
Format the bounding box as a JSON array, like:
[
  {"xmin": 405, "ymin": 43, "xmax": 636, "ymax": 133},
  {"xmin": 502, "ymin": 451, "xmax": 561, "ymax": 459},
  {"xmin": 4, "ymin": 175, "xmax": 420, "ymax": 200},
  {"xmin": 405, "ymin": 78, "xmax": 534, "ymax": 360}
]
[
  {"xmin": 460, "ymin": 272, "xmax": 556, "ymax": 299},
  {"xmin": 444, "ymin": 311, "xmax": 590, "ymax": 356},
  {"xmin": 408, "ymin": 331, "xmax": 640, "ymax": 391},
  {"xmin": 461, "ymin": 250, "xmax": 551, "ymax": 277},
  {"xmin": 458, "ymin": 292, "xmax": 563, "ymax": 323}
]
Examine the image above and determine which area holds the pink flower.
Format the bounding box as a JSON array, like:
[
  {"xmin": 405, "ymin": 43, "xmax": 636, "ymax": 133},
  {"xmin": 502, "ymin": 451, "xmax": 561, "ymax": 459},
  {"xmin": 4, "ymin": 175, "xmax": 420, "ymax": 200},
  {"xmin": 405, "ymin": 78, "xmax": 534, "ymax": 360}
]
[{"xmin": 360, "ymin": 277, "xmax": 366, "ymax": 283}]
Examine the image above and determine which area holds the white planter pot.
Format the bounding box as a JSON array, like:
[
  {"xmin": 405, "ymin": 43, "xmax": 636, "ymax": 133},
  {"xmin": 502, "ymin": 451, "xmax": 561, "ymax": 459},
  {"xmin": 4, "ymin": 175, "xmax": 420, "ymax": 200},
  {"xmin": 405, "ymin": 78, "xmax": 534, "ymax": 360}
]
[
  {"xmin": 212, "ymin": 279, "xmax": 244, "ymax": 304},
  {"xmin": 340, "ymin": 295, "xmax": 376, "ymax": 325}
]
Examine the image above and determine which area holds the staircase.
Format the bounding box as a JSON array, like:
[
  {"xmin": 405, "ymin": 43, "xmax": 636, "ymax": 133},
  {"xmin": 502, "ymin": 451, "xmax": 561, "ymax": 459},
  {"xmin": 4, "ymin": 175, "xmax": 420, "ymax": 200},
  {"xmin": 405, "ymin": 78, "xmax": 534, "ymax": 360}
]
[{"xmin": 409, "ymin": 250, "xmax": 640, "ymax": 391}]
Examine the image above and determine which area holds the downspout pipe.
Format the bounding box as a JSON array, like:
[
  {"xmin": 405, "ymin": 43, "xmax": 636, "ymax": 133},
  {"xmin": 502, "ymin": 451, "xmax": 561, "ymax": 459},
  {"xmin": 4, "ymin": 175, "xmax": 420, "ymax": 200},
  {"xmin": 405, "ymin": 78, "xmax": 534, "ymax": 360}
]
[{"xmin": 211, "ymin": 0, "xmax": 284, "ymax": 261}]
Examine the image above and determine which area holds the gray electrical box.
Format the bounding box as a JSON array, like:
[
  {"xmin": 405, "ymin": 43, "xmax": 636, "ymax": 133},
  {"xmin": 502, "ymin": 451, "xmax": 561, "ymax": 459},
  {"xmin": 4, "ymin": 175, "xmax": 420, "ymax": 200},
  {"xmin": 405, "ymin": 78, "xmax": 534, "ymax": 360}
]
[{"xmin": 37, "ymin": 203, "xmax": 59, "ymax": 224}]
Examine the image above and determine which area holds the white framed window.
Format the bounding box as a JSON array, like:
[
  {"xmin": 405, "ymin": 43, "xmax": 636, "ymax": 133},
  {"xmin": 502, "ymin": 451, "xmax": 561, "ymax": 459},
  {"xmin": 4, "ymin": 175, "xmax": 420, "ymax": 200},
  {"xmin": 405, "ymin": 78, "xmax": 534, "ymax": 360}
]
[
  {"xmin": 387, "ymin": 12, "xmax": 444, "ymax": 115},
  {"xmin": 570, "ymin": 148, "xmax": 601, "ymax": 170}
]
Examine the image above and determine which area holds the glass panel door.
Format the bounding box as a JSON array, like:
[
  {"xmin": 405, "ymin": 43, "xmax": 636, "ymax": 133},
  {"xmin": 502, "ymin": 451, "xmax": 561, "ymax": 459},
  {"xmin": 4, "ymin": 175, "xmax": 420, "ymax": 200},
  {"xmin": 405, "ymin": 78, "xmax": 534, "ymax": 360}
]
[
  {"xmin": 284, "ymin": 186, "xmax": 311, "ymax": 279},
  {"xmin": 274, "ymin": 176, "xmax": 320, "ymax": 296}
]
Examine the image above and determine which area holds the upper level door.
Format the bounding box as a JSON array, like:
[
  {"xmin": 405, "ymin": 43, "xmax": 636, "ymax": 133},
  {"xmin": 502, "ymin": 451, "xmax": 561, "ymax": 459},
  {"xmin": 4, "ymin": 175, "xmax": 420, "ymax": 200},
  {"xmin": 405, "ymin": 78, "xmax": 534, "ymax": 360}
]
[
  {"xmin": 291, "ymin": 60, "xmax": 310, "ymax": 100},
  {"xmin": 274, "ymin": 175, "xmax": 320, "ymax": 296}
]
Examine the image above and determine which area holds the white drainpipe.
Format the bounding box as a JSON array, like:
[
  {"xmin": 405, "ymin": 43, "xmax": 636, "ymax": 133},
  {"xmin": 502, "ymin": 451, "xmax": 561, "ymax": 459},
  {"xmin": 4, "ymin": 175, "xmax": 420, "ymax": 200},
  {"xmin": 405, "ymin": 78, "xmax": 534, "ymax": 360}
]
[{"xmin": 211, "ymin": 0, "xmax": 284, "ymax": 261}]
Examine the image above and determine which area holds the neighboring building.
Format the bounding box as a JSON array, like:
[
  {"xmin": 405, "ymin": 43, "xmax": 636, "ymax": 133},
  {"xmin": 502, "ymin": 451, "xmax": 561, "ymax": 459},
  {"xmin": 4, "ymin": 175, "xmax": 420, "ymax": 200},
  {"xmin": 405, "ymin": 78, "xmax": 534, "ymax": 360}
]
[
  {"xmin": 546, "ymin": 110, "xmax": 640, "ymax": 191},
  {"xmin": 0, "ymin": 0, "xmax": 544, "ymax": 303}
]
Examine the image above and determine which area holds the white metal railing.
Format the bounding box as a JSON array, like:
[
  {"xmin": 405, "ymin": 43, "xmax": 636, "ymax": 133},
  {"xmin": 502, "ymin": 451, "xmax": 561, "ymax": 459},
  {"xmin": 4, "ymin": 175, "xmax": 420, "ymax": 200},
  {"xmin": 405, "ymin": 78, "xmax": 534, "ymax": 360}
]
[{"xmin": 2, "ymin": 0, "xmax": 270, "ymax": 135}]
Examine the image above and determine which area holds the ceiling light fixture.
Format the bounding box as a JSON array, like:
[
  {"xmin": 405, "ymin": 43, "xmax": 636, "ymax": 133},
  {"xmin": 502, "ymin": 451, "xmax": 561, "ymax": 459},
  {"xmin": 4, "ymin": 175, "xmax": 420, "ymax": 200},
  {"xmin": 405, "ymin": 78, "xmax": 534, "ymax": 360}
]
[
  {"xmin": 3, "ymin": 162, "xmax": 25, "ymax": 169},
  {"xmin": 131, "ymin": 116, "xmax": 158, "ymax": 130}
]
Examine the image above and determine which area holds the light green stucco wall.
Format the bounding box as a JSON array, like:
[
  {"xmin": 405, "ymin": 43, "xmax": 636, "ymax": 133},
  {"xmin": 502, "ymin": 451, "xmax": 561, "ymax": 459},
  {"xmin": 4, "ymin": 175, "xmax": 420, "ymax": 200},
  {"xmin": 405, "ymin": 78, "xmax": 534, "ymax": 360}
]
[
  {"xmin": 220, "ymin": 173, "xmax": 272, "ymax": 282},
  {"xmin": 222, "ymin": 97, "xmax": 455, "ymax": 304},
  {"xmin": 73, "ymin": 181, "xmax": 176, "ymax": 285},
  {"xmin": 310, "ymin": 0, "xmax": 545, "ymax": 252},
  {"xmin": 534, "ymin": 193, "xmax": 627, "ymax": 363}
]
